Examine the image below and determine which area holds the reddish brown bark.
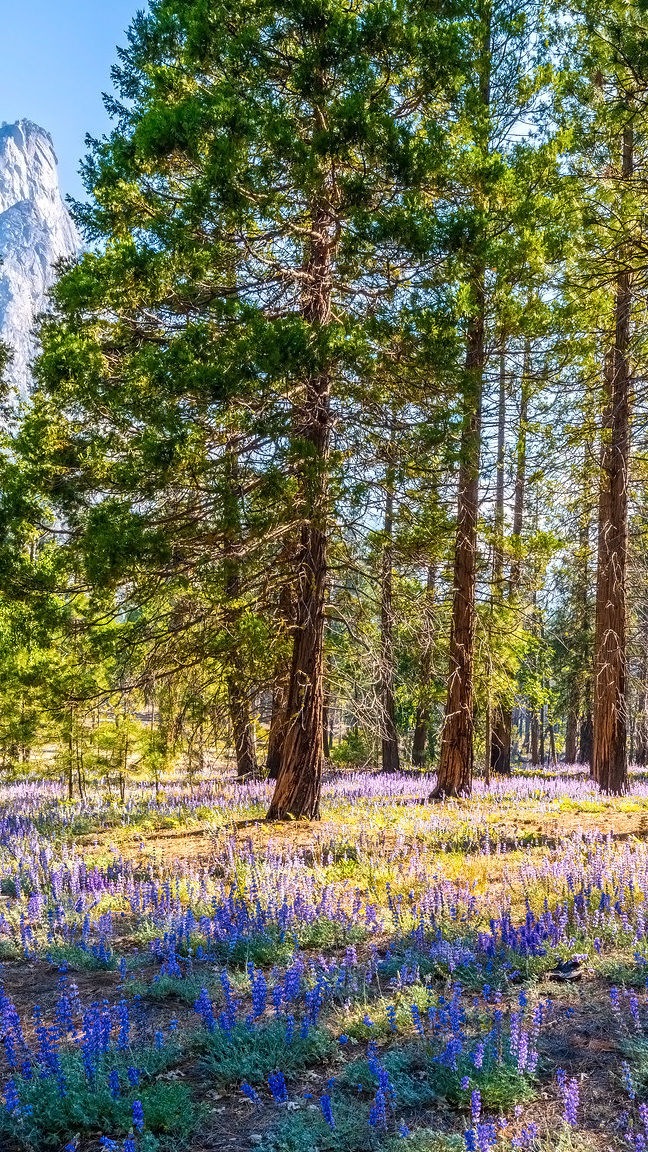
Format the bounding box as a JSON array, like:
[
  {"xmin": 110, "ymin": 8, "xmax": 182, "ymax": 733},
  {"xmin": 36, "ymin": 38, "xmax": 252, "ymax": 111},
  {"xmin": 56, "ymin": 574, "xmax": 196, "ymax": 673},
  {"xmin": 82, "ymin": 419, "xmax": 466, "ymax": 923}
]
[
  {"xmin": 267, "ymin": 203, "xmax": 333, "ymax": 820},
  {"xmin": 592, "ymin": 123, "xmax": 632, "ymax": 796}
]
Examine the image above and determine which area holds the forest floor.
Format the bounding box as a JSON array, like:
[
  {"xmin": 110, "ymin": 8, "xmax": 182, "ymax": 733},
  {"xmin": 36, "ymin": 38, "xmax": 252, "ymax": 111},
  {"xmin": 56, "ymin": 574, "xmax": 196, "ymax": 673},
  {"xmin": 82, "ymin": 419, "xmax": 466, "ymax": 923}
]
[{"xmin": 0, "ymin": 765, "xmax": 647, "ymax": 1152}]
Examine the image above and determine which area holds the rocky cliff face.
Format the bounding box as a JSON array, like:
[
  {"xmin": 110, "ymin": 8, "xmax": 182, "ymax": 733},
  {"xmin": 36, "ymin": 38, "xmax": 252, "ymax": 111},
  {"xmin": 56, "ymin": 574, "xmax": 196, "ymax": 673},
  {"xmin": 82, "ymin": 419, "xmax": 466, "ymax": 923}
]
[{"xmin": 0, "ymin": 120, "xmax": 77, "ymax": 395}]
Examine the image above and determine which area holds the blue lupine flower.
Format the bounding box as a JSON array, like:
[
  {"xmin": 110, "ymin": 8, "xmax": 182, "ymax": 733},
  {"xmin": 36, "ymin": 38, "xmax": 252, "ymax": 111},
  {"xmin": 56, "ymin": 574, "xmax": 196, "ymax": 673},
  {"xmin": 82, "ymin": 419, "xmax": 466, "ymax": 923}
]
[
  {"xmin": 320, "ymin": 1094, "xmax": 335, "ymax": 1129},
  {"xmin": 4, "ymin": 1078, "xmax": 21, "ymax": 1115},
  {"xmin": 622, "ymin": 1062, "xmax": 636, "ymax": 1100},
  {"xmin": 108, "ymin": 1069, "xmax": 120, "ymax": 1098},
  {"xmin": 132, "ymin": 1099, "xmax": 144, "ymax": 1133},
  {"xmin": 194, "ymin": 988, "xmax": 216, "ymax": 1032},
  {"xmin": 241, "ymin": 1082, "xmax": 259, "ymax": 1102},
  {"xmin": 369, "ymin": 1088, "xmax": 387, "ymax": 1129},
  {"xmin": 268, "ymin": 1070, "xmax": 288, "ymax": 1102}
]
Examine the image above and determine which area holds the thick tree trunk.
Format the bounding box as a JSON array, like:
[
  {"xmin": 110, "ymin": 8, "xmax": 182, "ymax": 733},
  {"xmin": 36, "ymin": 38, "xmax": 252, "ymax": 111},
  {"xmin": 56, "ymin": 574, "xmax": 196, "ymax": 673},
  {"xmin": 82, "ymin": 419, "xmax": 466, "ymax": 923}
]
[
  {"xmin": 267, "ymin": 203, "xmax": 332, "ymax": 820},
  {"xmin": 432, "ymin": 297, "xmax": 484, "ymax": 798},
  {"xmin": 592, "ymin": 123, "xmax": 632, "ymax": 796},
  {"xmin": 380, "ymin": 479, "xmax": 400, "ymax": 773},
  {"xmin": 412, "ymin": 567, "xmax": 436, "ymax": 767}
]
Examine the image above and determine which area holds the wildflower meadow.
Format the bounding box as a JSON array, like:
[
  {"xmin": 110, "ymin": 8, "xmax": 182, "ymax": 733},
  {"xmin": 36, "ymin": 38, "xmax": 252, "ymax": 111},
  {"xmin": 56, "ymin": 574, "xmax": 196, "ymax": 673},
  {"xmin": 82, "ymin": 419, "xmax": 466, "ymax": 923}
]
[{"xmin": 1, "ymin": 765, "xmax": 647, "ymax": 1152}]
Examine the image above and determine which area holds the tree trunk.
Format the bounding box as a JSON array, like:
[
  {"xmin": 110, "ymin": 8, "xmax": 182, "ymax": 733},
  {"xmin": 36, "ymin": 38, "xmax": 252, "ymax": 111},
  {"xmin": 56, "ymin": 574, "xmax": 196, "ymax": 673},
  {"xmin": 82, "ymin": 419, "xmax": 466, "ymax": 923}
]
[
  {"xmin": 224, "ymin": 456, "xmax": 259, "ymax": 782},
  {"xmin": 579, "ymin": 713, "xmax": 593, "ymax": 765},
  {"xmin": 565, "ymin": 693, "xmax": 579, "ymax": 764},
  {"xmin": 267, "ymin": 202, "xmax": 332, "ymax": 820},
  {"xmin": 490, "ymin": 710, "xmax": 512, "ymax": 776},
  {"xmin": 636, "ymin": 645, "xmax": 648, "ymax": 766},
  {"xmin": 548, "ymin": 720, "xmax": 557, "ymax": 765},
  {"xmin": 380, "ymin": 475, "xmax": 400, "ymax": 773},
  {"xmin": 531, "ymin": 711, "xmax": 539, "ymax": 766},
  {"xmin": 492, "ymin": 340, "xmax": 530, "ymax": 774},
  {"xmin": 266, "ymin": 676, "xmax": 289, "ymax": 780},
  {"xmin": 323, "ymin": 696, "xmax": 330, "ymax": 758},
  {"xmin": 412, "ymin": 566, "xmax": 436, "ymax": 768},
  {"xmin": 432, "ymin": 295, "xmax": 484, "ymax": 798},
  {"xmin": 266, "ymin": 582, "xmax": 295, "ymax": 781},
  {"xmin": 592, "ymin": 122, "xmax": 632, "ymax": 796},
  {"xmin": 227, "ymin": 668, "xmax": 258, "ymax": 781},
  {"xmin": 489, "ymin": 340, "xmax": 511, "ymax": 777}
]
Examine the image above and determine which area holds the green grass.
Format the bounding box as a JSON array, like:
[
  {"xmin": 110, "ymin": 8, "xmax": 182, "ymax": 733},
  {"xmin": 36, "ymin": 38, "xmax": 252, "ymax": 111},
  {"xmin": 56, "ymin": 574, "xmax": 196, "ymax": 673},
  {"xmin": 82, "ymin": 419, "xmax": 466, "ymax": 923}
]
[{"xmin": 199, "ymin": 1018, "xmax": 336, "ymax": 1085}]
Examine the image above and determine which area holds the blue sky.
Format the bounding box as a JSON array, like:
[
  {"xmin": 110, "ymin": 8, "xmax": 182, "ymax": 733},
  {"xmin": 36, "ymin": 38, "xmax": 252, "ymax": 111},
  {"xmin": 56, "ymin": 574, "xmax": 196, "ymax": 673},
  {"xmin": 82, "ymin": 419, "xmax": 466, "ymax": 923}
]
[{"xmin": 0, "ymin": 0, "xmax": 140, "ymax": 203}]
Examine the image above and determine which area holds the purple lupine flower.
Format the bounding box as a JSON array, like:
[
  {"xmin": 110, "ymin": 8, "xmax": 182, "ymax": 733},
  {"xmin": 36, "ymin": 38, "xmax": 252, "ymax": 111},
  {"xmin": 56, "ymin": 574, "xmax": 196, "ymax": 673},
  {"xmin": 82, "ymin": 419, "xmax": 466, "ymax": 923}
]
[
  {"xmin": 563, "ymin": 1078, "xmax": 579, "ymax": 1126},
  {"xmin": 471, "ymin": 1089, "xmax": 481, "ymax": 1125}
]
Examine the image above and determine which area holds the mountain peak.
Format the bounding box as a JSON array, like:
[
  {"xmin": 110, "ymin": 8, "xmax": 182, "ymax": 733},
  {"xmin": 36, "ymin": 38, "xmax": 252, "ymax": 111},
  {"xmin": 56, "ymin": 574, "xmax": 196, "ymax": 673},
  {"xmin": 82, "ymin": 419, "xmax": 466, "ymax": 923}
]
[{"xmin": 0, "ymin": 119, "xmax": 77, "ymax": 395}]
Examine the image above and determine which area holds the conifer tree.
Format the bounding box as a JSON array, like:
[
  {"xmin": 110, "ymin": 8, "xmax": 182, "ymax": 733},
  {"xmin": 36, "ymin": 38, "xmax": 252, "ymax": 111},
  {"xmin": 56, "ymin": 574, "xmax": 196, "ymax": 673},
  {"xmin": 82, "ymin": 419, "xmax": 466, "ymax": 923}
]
[{"xmin": 8, "ymin": 0, "xmax": 461, "ymax": 817}]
